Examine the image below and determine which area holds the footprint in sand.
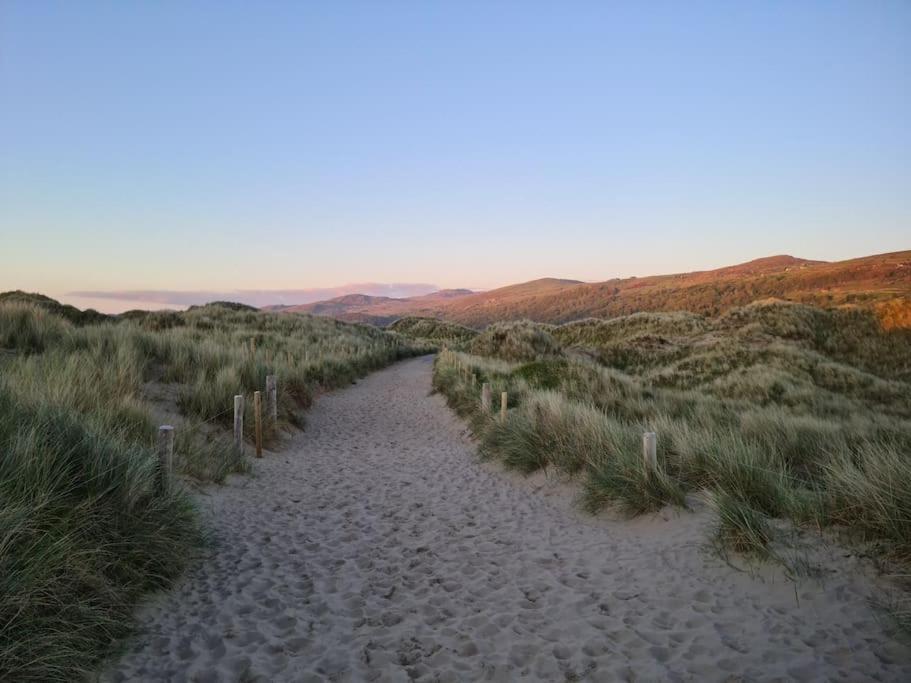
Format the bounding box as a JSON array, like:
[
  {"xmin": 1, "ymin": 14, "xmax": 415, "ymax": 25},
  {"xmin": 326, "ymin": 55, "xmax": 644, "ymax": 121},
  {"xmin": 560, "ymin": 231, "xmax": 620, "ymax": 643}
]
[{"xmin": 102, "ymin": 357, "xmax": 911, "ymax": 682}]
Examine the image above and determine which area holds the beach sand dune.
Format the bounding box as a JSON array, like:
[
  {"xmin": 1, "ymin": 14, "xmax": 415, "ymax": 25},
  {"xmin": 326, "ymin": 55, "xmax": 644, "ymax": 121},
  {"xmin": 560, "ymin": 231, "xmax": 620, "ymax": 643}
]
[{"xmin": 103, "ymin": 356, "xmax": 910, "ymax": 681}]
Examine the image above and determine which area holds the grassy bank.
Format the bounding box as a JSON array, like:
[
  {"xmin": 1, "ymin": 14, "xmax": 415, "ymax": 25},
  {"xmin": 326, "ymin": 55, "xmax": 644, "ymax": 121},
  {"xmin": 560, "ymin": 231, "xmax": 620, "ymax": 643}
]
[
  {"xmin": 0, "ymin": 297, "xmax": 430, "ymax": 681},
  {"xmin": 386, "ymin": 316, "xmax": 478, "ymax": 347},
  {"xmin": 431, "ymin": 301, "xmax": 911, "ymax": 567}
]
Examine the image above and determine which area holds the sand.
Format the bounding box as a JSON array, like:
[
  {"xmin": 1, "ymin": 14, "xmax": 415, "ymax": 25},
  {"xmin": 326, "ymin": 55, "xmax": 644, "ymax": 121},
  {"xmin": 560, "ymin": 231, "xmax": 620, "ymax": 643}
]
[{"xmin": 103, "ymin": 355, "xmax": 910, "ymax": 682}]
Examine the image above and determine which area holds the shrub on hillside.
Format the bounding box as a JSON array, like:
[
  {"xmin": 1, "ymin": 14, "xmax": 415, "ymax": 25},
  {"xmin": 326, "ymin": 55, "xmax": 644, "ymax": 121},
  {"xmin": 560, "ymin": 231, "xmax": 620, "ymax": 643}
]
[
  {"xmin": 0, "ymin": 303, "xmax": 72, "ymax": 353},
  {"xmin": 554, "ymin": 312, "xmax": 708, "ymax": 347},
  {"xmin": 468, "ymin": 320, "xmax": 562, "ymax": 362},
  {"xmin": 387, "ymin": 316, "xmax": 478, "ymax": 345}
]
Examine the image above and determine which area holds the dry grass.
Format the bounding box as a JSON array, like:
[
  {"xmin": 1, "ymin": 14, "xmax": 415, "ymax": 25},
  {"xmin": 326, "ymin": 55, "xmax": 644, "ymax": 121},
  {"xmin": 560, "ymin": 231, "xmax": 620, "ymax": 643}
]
[
  {"xmin": 468, "ymin": 320, "xmax": 562, "ymax": 362},
  {"xmin": 432, "ymin": 299, "xmax": 911, "ymax": 577},
  {"xmin": 0, "ymin": 298, "xmax": 430, "ymax": 681},
  {"xmin": 386, "ymin": 316, "xmax": 477, "ymax": 347}
]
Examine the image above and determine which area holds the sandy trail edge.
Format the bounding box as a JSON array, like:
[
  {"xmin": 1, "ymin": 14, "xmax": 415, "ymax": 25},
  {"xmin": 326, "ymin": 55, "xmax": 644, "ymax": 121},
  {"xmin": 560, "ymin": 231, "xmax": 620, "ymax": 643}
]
[{"xmin": 102, "ymin": 355, "xmax": 910, "ymax": 682}]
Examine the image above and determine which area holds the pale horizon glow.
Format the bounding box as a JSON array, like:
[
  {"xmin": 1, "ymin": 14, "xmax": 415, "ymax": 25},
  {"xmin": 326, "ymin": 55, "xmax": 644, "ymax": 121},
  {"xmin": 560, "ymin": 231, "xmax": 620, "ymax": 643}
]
[{"xmin": 1, "ymin": 2, "xmax": 909, "ymax": 303}]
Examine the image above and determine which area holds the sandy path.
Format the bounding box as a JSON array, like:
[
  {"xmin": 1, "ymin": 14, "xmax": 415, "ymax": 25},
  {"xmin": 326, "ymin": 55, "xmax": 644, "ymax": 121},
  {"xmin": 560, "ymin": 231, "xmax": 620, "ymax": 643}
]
[{"xmin": 104, "ymin": 356, "xmax": 910, "ymax": 682}]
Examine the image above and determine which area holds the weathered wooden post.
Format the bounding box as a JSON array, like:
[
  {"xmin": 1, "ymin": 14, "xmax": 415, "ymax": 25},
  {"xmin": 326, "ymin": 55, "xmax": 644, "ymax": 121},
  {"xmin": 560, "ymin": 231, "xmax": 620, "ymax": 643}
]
[
  {"xmin": 157, "ymin": 425, "xmax": 174, "ymax": 491},
  {"xmin": 265, "ymin": 374, "xmax": 277, "ymax": 422},
  {"xmin": 500, "ymin": 392, "xmax": 508, "ymax": 422},
  {"xmin": 254, "ymin": 391, "xmax": 263, "ymax": 458},
  {"xmin": 233, "ymin": 395, "xmax": 244, "ymax": 454},
  {"xmin": 471, "ymin": 373, "xmax": 477, "ymax": 389},
  {"xmin": 643, "ymin": 431, "xmax": 657, "ymax": 474},
  {"xmin": 250, "ymin": 337, "xmax": 256, "ymax": 355},
  {"xmin": 481, "ymin": 382, "xmax": 491, "ymax": 410}
]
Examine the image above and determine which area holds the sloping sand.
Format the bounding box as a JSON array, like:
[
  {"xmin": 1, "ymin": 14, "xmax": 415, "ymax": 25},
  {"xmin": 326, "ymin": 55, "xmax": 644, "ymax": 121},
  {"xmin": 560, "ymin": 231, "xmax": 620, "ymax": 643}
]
[{"xmin": 103, "ymin": 356, "xmax": 910, "ymax": 681}]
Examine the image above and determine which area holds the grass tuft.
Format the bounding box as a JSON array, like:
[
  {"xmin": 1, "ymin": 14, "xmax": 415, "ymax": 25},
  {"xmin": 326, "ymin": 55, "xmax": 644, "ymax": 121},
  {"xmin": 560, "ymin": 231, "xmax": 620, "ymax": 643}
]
[{"xmin": 709, "ymin": 489, "xmax": 774, "ymax": 558}]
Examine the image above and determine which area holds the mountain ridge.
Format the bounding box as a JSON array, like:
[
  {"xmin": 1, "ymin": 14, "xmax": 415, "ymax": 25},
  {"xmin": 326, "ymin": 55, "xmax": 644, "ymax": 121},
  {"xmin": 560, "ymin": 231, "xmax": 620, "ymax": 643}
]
[{"xmin": 272, "ymin": 250, "xmax": 911, "ymax": 328}]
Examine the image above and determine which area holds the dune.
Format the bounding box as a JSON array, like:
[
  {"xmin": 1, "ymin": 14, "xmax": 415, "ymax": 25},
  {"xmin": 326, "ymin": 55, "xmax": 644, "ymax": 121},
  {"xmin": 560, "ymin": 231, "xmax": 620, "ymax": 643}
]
[{"xmin": 103, "ymin": 357, "xmax": 910, "ymax": 681}]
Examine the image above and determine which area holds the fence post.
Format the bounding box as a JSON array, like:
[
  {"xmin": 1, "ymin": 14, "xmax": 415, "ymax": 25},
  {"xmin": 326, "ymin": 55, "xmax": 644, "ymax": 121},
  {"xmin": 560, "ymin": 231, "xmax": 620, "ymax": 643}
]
[
  {"xmin": 265, "ymin": 374, "xmax": 277, "ymax": 422},
  {"xmin": 234, "ymin": 395, "xmax": 244, "ymax": 454},
  {"xmin": 471, "ymin": 373, "xmax": 477, "ymax": 389},
  {"xmin": 254, "ymin": 391, "xmax": 263, "ymax": 458},
  {"xmin": 157, "ymin": 425, "xmax": 174, "ymax": 491},
  {"xmin": 481, "ymin": 382, "xmax": 491, "ymax": 410},
  {"xmin": 643, "ymin": 431, "xmax": 657, "ymax": 474},
  {"xmin": 500, "ymin": 392, "xmax": 508, "ymax": 422}
]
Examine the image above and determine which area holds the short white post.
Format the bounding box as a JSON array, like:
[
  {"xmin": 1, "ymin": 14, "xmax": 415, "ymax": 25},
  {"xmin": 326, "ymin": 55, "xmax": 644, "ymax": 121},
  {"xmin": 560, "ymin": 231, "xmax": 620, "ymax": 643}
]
[
  {"xmin": 157, "ymin": 425, "xmax": 174, "ymax": 491},
  {"xmin": 265, "ymin": 374, "xmax": 277, "ymax": 422},
  {"xmin": 643, "ymin": 431, "xmax": 657, "ymax": 474},
  {"xmin": 234, "ymin": 395, "xmax": 244, "ymax": 453},
  {"xmin": 481, "ymin": 382, "xmax": 491, "ymax": 410},
  {"xmin": 500, "ymin": 391, "xmax": 508, "ymax": 422}
]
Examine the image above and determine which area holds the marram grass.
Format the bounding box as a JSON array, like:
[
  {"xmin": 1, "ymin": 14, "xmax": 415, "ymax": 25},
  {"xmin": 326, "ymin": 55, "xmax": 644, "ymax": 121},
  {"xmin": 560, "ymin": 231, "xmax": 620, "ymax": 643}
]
[
  {"xmin": 0, "ymin": 300, "xmax": 430, "ymax": 680},
  {"xmin": 432, "ymin": 300, "xmax": 911, "ymax": 571}
]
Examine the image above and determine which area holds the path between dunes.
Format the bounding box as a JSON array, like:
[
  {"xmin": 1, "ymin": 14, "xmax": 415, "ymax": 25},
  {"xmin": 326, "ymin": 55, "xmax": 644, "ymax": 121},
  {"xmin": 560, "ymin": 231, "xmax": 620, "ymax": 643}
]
[{"xmin": 104, "ymin": 356, "xmax": 910, "ymax": 682}]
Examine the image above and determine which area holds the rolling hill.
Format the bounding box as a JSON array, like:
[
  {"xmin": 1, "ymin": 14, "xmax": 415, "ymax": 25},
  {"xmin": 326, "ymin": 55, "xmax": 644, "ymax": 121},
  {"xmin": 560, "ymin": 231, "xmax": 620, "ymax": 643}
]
[
  {"xmin": 276, "ymin": 250, "xmax": 911, "ymax": 329},
  {"xmin": 275, "ymin": 289, "xmax": 475, "ymax": 325}
]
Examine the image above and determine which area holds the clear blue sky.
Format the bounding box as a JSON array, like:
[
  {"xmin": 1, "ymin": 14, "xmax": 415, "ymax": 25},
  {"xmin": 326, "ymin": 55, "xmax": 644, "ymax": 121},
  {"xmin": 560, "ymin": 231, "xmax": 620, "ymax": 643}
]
[{"xmin": 1, "ymin": 1, "xmax": 909, "ymax": 297}]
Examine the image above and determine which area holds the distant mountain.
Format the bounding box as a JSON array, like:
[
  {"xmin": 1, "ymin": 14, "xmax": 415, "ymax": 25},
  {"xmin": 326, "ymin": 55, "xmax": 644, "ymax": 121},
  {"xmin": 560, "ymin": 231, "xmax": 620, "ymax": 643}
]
[
  {"xmin": 67, "ymin": 283, "xmax": 441, "ymax": 309},
  {"xmin": 277, "ymin": 289, "xmax": 475, "ymax": 324},
  {"xmin": 288, "ymin": 294, "xmax": 397, "ymax": 317},
  {"xmin": 278, "ymin": 251, "xmax": 911, "ymax": 329}
]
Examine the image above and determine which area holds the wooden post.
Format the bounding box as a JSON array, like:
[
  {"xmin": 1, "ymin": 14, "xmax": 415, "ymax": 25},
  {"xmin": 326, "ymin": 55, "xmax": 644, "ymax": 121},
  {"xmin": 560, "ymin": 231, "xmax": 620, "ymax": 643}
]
[
  {"xmin": 234, "ymin": 395, "xmax": 244, "ymax": 453},
  {"xmin": 471, "ymin": 373, "xmax": 477, "ymax": 389},
  {"xmin": 265, "ymin": 374, "xmax": 277, "ymax": 422},
  {"xmin": 481, "ymin": 382, "xmax": 491, "ymax": 410},
  {"xmin": 254, "ymin": 391, "xmax": 263, "ymax": 458},
  {"xmin": 250, "ymin": 337, "xmax": 256, "ymax": 355},
  {"xmin": 157, "ymin": 425, "xmax": 174, "ymax": 491},
  {"xmin": 643, "ymin": 432, "xmax": 657, "ymax": 474},
  {"xmin": 500, "ymin": 391, "xmax": 508, "ymax": 422}
]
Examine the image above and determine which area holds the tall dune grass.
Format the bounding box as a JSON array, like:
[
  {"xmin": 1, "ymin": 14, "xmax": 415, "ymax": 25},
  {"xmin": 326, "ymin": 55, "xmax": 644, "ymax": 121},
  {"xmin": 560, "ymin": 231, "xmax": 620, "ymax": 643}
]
[
  {"xmin": 433, "ymin": 300, "xmax": 911, "ymax": 567},
  {"xmin": 0, "ymin": 299, "xmax": 429, "ymax": 680},
  {"xmin": 386, "ymin": 316, "xmax": 478, "ymax": 346},
  {"xmin": 0, "ymin": 387, "xmax": 200, "ymax": 681}
]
